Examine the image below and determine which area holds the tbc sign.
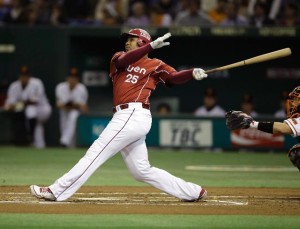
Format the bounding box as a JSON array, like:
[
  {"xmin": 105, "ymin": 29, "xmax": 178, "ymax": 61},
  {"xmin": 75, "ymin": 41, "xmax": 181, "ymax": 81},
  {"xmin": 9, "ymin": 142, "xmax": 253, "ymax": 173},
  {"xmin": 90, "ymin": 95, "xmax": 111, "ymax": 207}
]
[{"xmin": 159, "ymin": 120, "xmax": 212, "ymax": 147}]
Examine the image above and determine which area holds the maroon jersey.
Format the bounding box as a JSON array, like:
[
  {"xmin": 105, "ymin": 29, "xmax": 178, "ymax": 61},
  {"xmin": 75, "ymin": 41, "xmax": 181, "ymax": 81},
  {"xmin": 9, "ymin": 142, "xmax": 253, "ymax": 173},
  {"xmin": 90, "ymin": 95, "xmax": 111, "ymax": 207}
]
[{"xmin": 110, "ymin": 51, "xmax": 176, "ymax": 106}]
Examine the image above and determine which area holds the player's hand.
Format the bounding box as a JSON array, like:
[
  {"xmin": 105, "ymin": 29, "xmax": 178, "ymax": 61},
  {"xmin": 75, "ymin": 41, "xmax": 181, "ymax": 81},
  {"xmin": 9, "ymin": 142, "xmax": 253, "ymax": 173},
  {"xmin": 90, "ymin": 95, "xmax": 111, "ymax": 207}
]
[
  {"xmin": 225, "ymin": 110, "xmax": 254, "ymax": 130},
  {"xmin": 150, "ymin": 33, "xmax": 171, "ymax": 49},
  {"xmin": 192, "ymin": 68, "xmax": 207, "ymax": 80}
]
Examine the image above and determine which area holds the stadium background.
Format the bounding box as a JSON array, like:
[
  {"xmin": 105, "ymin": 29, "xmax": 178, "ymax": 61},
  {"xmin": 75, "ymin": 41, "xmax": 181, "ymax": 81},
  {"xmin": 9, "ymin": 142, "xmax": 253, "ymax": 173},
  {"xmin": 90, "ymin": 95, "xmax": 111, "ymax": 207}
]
[{"xmin": 0, "ymin": 26, "xmax": 299, "ymax": 147}]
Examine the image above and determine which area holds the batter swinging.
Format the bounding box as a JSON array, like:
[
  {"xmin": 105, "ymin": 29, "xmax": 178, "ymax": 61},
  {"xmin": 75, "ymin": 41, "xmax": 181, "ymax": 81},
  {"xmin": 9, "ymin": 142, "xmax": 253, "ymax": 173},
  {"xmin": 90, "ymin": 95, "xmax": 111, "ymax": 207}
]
[{"xmin": 30, "ymin": 28, "xmax": 208, "ymax": 202}]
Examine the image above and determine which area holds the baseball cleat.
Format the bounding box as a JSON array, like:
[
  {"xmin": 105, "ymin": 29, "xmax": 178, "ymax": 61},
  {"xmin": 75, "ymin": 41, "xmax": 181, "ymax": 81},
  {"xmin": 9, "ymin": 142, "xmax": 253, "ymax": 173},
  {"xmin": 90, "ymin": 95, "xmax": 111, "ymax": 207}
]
[
  {"xmin": 181, "ymin": 188, "xmax": 208, "ymax": 202},
  {"xmin": 197, "ymin": 188, "xmax": 208, "ymax": 201},
  {"xmin": 30, "ymin": 185, "xmax": 56, "ymax": 201}
]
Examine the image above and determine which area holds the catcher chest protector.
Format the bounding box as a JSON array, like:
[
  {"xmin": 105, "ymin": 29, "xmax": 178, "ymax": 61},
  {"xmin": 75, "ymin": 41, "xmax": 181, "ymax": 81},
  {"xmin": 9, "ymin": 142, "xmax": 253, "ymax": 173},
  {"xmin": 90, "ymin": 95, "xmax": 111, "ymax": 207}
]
[
  {"xmin": 286, "ymin": 86, "xmax": 300, "ymax": 118},
  {"xmin": 121, "ymin": 28, "xmax": 152, "ymax": 47}
]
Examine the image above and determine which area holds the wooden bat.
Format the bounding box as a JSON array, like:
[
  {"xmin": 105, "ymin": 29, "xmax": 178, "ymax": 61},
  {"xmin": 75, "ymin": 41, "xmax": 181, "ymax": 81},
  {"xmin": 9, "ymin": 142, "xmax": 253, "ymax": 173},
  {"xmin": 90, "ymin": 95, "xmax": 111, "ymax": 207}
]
[{"xmin": 204, "ymin": 48, "xmax": 292, "ymax": 74}]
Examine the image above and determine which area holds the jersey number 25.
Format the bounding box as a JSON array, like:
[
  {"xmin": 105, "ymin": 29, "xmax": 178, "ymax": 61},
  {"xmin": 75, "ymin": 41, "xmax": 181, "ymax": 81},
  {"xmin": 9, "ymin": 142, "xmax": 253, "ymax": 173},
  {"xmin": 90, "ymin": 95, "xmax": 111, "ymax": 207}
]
[{"xmin": 125, "ymin": 74, "xmax": 139, "ymax": 84}]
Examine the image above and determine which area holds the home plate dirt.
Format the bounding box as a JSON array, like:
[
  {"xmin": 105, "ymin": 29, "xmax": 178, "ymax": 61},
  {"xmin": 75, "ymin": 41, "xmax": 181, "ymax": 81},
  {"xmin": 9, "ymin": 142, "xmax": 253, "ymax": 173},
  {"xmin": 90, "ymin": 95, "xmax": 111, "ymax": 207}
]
[{"xmin": 0, "ymin": 186, "xmax": 299, "ymax": 215}]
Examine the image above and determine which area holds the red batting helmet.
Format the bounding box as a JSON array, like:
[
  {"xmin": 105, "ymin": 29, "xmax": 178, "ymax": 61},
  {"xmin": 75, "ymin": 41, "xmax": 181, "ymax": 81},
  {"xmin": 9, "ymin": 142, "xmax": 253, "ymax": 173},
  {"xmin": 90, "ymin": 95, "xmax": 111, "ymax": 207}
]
[{"xmin": 121, "ymin": 28, "xmax": 152, "ymax": 47}]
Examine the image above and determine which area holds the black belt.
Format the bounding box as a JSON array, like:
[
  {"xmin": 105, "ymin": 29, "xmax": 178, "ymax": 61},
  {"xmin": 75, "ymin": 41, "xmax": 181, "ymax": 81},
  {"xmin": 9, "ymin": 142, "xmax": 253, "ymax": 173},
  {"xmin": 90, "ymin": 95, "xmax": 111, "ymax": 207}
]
[{"xmin": 112, "ymin": 103, "xmax": 150, "ymax": 113}]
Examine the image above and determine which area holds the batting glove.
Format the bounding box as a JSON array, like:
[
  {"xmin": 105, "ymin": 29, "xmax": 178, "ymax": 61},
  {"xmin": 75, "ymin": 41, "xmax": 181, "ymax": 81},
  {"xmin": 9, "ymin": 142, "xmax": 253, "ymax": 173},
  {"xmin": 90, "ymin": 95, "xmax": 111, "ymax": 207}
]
[
  {"xmin": 150, "ymin": 32, "xmax": 171, "ymax": 49},
  {"xmin": 192, "ymin": 68, "xmax": 207, "ymax": 80}
]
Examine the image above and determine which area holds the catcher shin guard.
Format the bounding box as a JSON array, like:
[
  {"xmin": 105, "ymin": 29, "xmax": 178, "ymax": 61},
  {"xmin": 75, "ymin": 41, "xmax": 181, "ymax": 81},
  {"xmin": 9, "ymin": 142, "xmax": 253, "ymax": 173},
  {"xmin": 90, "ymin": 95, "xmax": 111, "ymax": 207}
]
[
  {"xmin": 287, "ymin": 86, "xmax": 300, "ymax": 118},
  {"xmin": 121, "ymin": 28, "xmax": 152, "ymax": 47},
  {"xmin": 288, "ymin": 143, "xmax": 300, "ymax": 171}
]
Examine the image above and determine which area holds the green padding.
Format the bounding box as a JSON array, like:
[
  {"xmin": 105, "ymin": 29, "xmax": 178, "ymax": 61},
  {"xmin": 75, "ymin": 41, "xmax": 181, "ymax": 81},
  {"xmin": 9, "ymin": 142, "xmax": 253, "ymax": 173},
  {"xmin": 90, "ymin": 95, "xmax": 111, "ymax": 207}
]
[{"xmin": 77, "ymin": 115, "xmax": 296, "ymax": 150}]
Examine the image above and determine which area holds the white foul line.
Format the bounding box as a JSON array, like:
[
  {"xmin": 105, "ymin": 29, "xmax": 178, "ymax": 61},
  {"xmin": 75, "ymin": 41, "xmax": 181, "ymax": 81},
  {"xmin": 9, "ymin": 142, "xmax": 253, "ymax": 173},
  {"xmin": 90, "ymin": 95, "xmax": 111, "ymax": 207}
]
[{"xmin": 185, "ymin": 165, "xmax": 296, "ymax": 172}]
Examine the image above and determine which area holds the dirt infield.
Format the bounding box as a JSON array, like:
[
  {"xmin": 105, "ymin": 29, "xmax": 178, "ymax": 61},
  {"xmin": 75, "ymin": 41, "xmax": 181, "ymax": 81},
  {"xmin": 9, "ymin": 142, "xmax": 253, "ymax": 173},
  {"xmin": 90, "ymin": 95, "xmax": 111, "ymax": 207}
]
[{"xmin": 0, "ymin": 186, "xmax": 299, "ymax": 215}]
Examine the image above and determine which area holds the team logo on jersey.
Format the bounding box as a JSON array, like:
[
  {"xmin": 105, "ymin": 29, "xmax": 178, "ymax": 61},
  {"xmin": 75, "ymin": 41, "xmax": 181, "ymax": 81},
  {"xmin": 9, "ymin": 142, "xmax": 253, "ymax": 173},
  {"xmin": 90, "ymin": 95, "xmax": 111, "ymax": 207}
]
[{"xmin": 126, "ymin": 65, "xmax": 146, "ymax": 75}]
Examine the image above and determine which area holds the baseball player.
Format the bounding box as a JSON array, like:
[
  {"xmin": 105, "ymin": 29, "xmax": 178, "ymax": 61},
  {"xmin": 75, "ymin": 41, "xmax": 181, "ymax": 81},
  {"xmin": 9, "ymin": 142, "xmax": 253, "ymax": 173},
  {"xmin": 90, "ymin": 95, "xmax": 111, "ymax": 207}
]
[
  {"xmin": 194, "ymin": 87, "xmax": 226, "ymax": 117},
  {"xmin": 30, "ymin": 28, "xmax": 208, "ymax": 202},
  {"xmin": 225, "ymin": 86, "xmax": 300, "ymax": 171},
  {"xmin": 55, "ymin": 68, "xmax": 88, "ymax": 148},
  {"xmin": 4, "ymin": 66, "xmax": 52, "ymax": 148}
]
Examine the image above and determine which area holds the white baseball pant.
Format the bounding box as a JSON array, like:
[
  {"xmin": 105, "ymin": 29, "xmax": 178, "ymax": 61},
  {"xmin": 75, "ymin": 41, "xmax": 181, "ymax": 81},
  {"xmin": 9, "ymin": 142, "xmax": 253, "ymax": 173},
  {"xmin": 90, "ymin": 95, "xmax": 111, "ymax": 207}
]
[
  {"xmin": 59, "ymin": 109, "xmax": 80, "ymax": 147},
  {"xmin": 49, "ymin": 103, "xmax": 201, "ymax": 201},
  {"xmin": 26, "ymin": 104, "xmax": 52, "ymax": 148}
]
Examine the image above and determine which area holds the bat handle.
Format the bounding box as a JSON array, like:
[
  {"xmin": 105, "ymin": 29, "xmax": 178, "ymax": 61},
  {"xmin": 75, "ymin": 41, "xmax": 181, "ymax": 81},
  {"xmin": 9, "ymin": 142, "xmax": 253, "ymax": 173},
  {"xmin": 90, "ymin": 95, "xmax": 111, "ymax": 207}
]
[{"xmin": 204, "ymin": 69, "xmax": 217, "ymax": 74}]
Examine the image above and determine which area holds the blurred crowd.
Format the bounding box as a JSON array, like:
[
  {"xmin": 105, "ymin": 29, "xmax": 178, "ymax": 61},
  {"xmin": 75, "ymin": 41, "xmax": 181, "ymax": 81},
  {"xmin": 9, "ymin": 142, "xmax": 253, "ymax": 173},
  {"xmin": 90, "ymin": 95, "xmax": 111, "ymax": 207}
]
[{"xmin": 0, "ymin": 0, "xmax": 299, "ymax": 27}]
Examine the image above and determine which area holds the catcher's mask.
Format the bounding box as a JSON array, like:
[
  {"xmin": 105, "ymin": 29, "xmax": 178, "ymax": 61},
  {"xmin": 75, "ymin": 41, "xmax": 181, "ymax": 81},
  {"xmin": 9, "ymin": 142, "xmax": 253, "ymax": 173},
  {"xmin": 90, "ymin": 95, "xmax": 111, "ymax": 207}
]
[
  {"xmin": 286, "ymin": 86, "xmax": 300, "ymax": 118},
  {"xmin": 121, "ymin": 28, "xmax": 152, "ymax": 47}
]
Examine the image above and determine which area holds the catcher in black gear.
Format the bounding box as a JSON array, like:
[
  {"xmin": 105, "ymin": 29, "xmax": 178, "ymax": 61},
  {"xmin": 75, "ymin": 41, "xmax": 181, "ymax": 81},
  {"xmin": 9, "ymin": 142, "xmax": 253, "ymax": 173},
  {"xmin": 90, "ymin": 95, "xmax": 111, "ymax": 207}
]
[{"xmin": 225, "ymin": 86, "xmax": 300, "ymax": 171}]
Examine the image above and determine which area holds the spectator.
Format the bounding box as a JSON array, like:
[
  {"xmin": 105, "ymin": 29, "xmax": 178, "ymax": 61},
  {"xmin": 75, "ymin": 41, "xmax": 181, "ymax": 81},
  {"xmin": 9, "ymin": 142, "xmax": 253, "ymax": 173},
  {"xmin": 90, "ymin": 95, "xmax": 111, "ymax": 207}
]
[
  {"xmin": 62, "ymin": 0, "xmax": 93, "ymax": 25},
  {"xmin": 274, "ymin": 90, "xmax": 289, "ymax": 119},
  {"xmin": 94, "ymin": 0, "xmax": 128, "ymax": 26},
  {"xmin": 150, "ymin": 3, "xmax": 173, "ymax": 26},
  {"xmin": 221, "ymin": 1, "xmax": 249, "ymax": 26},
  {"xmin": 194, "ymin": 87, "xmax": 225, "ymax": 117},
  {"xmin": 201, "ymin": 0, "xmax": 218, "ymax": 12},
  {"xmin": 152, "ymin": 0, "xmax": 178, "ymax": 20},
  {"xmin": 0, "ymin": 0, "xmax": 10, "ymax": 23},
  {"xmin": 156, "ymin": 102, "xmax": 172, "ymax": 115},
  {"xmin": 240, "ymin": 92, "xmax": 258, "ymax": 117},
  {"xmin": 248, "ymin": 1, "xmax": 275, "ymax": 27},
  {"xmin": 238, "ymin": 0, "xmax": 251, "ymax": 19},
  {"xmin": 174, "ymin": 0, "xmax": 212, "ymax": 26},
  {"xmin": 276, "ymin": 2, "xmax": 300, "ymax": 27},
  {"xmin": 247, "ymin": 0, "xmax": 282, "ymax": 21},
  {"xmin": 208, "ymin": 0, "xmax": 228, "ymax": 25},
  {"xmin": 174, "ymin": 0, "xmax": 190, "ymax": 16},
  {"xmin": 4, "ymin": 66, "xmax": 52, "ymax": 148},
  {"xmin": 124, "ymin": 1, "xmax": 150, "ymax": 27},
  {"xmin": 49, "ymin": 2, "xmax": 67, "ymax": 26},
  {"xmin": 55, "ymin": 67, "xmax": 88, "ymax": 148},
  {"xmin": 2, "ymin": 0, "xmax": 28, "ymax": 25},
  {"xmin": 26, "ymin": 0, "xmax": 51, "ymax": 26}
]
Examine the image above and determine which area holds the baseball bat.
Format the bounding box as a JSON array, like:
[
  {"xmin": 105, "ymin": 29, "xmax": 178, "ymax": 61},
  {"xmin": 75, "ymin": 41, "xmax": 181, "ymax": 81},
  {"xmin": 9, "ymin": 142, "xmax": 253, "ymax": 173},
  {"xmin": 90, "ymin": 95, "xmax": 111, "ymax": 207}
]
[{"xmin": 204, "ymin": 48, "xmax": 292, "ymax": 74}]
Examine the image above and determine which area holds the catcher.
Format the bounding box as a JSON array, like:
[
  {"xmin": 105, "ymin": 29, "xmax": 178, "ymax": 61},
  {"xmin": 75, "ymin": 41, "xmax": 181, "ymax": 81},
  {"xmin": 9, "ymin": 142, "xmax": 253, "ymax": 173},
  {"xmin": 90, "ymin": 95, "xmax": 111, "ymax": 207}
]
[{"xmin": 225, "ymin": 86, "xmax": 300, "ymax": 171}]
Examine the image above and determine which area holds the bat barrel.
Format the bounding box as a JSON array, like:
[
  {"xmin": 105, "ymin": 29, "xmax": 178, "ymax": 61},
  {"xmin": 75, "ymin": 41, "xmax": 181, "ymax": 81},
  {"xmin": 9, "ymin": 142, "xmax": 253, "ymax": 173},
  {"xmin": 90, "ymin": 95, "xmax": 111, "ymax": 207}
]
[{"xmin": 204, "ymin": 48, "xmax": 291, "ymax": 74}]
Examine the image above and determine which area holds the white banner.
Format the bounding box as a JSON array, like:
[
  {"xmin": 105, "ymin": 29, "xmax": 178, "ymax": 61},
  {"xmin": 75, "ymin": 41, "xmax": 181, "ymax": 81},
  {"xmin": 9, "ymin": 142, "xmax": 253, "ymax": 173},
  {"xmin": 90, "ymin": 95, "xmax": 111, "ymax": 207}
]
[
  {"xmin": 82, "ymin": 70, "xmax": 109, "ymax": 86},
  {"xmin": 159, "ymin": 120, "xmax": 212, "ymax": 147}
]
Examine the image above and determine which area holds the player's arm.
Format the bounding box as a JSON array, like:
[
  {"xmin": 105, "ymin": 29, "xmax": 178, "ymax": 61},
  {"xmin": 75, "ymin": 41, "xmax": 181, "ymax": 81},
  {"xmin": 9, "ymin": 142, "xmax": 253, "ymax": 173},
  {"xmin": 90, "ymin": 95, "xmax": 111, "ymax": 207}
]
[
  {"xmin": 225, "ymin": 110, "xmax": 294, "ymax": 135},
  {"xmin": 72, "ymin": 86, "xmax": 89, "ymax": 112},
  {"xmin": 4, "ymin": 84, "xmax": 18, "ymax": 111},
  {"xmin": 25, "ymin": 80, "xmax": 45, "ymax": 105},
  {"xmin": 55, "ymin": 84, "xmax": 70, "ymax": 110},
  {"xmin": 115, "ymin": 45, "xmax": 153, "ymax": 69},
  {"xmin": 166, "ymin": 69, "xmax": 207, "ymax": 85},
  {"xmin": 115, "ymin": 33, "xmax": 171, "ymax": 69},
  {"xmin": 250, "ymin": 121, "xmax": 293, "ymax": 135},
  {"xmin": 273, "ymin": 122, "xmax": 293, "ymax": 134}
]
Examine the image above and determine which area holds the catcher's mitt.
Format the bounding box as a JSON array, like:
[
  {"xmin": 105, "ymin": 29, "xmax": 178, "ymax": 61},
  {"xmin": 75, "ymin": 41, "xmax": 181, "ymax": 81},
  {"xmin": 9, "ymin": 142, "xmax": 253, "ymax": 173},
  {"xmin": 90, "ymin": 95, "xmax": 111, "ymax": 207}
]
[
  {"xmin": 288, "ymin": 143, "xmax": 300, "ymax": 171},
  {"xmin": 225, "ymin": 110, "xmax": 254, "ymax": 130}
]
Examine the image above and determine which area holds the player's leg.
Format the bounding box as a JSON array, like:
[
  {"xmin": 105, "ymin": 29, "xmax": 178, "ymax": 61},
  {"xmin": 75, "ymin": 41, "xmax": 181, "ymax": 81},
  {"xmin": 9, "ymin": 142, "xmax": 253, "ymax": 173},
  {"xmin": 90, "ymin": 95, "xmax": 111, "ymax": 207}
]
[
  {"xmin": 48, "ymin": 110, "xmax": 151, "ymax": 201},
  {"xmin": 33, "ymin": 123, "xmax": 45, "ymax": 148},
  {"xmin": 34, "ymin": 104, "xmax": 52, "ymax": 148},
  {"xmin": 59, "ymin": 110, "xmax": 69, "ymax": 146},
  {"xmin": 121, "ymin": 138, "xmax": 203, "ymax": 201},
  {"xmin": 60, "ymin": 109, "xmax": 80, "ymax": 147},
  {"xmin": 59, "ymin": 110, "xmax": 67, "ymax": 134},
  {"xmin": 25, "ymin": 105, "xmax": 37, "ymax": 144}
]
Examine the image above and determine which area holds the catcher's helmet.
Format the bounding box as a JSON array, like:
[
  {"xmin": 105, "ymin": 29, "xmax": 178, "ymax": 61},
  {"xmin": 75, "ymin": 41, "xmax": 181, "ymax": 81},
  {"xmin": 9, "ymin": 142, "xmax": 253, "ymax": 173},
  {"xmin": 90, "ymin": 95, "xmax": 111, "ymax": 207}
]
[
  {"xmin": 121, "ymin": 28, "xmax": 152, "ymax": 47},
  {"xmin": 286, "ymin": 86, "xmax": 300, "ymax": 118}
]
